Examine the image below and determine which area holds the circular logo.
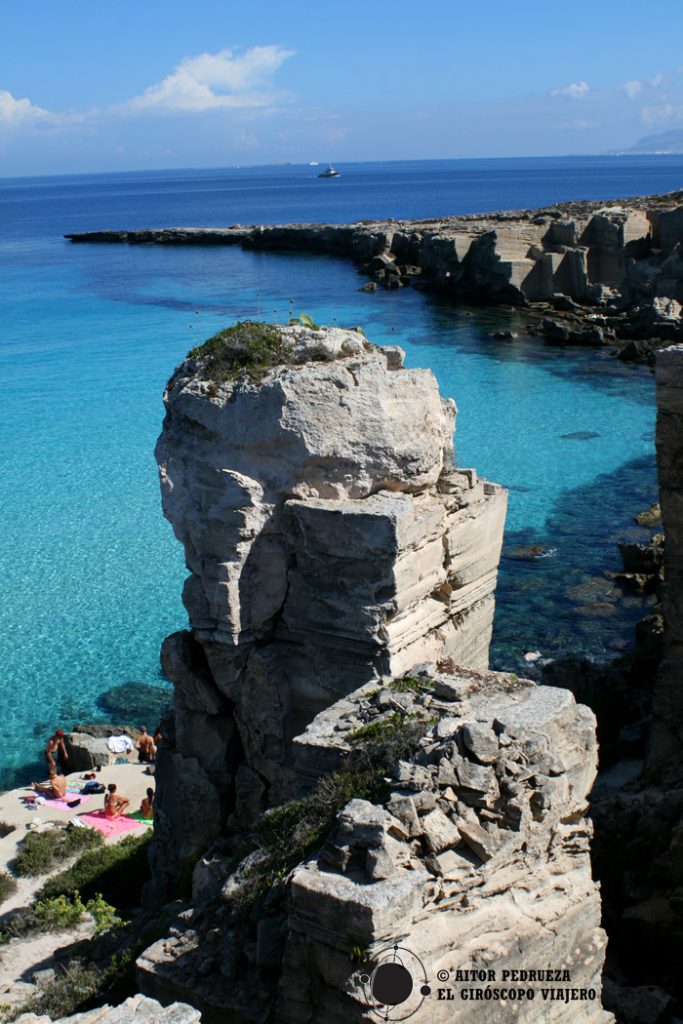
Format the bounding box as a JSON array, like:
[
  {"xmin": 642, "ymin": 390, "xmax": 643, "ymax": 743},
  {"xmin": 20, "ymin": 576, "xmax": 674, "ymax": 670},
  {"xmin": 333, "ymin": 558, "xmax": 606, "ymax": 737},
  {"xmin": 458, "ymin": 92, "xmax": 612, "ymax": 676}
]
[
  {"xmin": 359, "ymin": 943, "xmax": 431, "ymax": 1021},
  {"xmin": 373, "ymin": 963, "xmax": 413, "ymax": 1005}
]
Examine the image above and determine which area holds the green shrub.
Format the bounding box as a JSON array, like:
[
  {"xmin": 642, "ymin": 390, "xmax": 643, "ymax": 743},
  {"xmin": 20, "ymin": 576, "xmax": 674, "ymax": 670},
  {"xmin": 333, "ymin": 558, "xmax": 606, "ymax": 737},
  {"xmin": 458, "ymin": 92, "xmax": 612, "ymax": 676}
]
[
  {"xmin": 32, "ymin": 892, "xmax": 86, "ymax": 931},
  {"xmin": 85, "ymin": 893, "xmax": 123, "ymax": 933},
  {"xmin": 0, "ymin": 870, "xmax": 17, "ymax": 905},
  {"xmin": 38, "ymin": 831, "xmax": 152, "ymax": 908},
  {"xmin": 1, "ymin": 891, "xmax": 120, "ymax": 943},
  {"xmin": 17, "ymin": 960, "xmax": 102, "ymax": 1020},
  {"xmin": 15, "ymin": 826, "xmax": 103, "ymax": 877},
  {"xmin": 189, "ymin": 321, "xmax": 290, "ymax": 383}
]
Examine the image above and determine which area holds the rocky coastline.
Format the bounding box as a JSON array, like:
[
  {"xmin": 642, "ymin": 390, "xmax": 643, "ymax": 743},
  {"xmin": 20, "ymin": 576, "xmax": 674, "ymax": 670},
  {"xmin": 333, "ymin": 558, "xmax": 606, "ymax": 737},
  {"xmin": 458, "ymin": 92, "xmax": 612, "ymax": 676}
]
[
  {"xmin": 8, "ymin": 190, "xmax": 683, "ymax": 1021},
  {"xmin": 66, "ymin": 188, "xmax": 683, "ymax": 362},
  {"xmin": 5, "ymin": 327, "xmax": 682, "ymax": 1024}
]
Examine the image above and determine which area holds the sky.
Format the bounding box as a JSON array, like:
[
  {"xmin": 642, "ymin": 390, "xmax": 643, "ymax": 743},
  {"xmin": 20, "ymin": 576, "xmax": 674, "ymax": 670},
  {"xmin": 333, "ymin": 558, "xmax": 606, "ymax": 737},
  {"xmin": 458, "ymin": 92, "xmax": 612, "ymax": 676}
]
[{"xmin": 1, "ymin": 0, "xmax": 683, "ymax": 176}]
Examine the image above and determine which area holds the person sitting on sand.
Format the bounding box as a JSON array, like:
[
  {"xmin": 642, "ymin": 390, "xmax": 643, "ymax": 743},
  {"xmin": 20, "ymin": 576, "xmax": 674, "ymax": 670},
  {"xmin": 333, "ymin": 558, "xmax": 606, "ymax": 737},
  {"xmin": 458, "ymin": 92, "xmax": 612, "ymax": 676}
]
[
  {"xmin": 31, "ymin": 767, "xmax": 67, "ymax": 799},
  {"xmin": 104, "ymin": 783, "xmax": 130, "ymax": 818},
  {"xmin": 45, "ymin": 729, "xmax": 69, "ymax": 773},
  {"xmin": 135, "ymin": 726, "xmax": 156, "ymax": 764},
  {"xmin": 140, "ymin": 787, "xmax": 154, "ymax": 819}
]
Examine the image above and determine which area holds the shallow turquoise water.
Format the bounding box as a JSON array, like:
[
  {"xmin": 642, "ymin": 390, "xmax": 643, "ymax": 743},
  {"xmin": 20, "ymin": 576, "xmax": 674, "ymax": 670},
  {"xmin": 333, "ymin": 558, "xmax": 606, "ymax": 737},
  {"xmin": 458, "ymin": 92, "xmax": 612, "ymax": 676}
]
[{"xmin": 0, "ymin": 161, "xmax": 664, "ymax": 786}]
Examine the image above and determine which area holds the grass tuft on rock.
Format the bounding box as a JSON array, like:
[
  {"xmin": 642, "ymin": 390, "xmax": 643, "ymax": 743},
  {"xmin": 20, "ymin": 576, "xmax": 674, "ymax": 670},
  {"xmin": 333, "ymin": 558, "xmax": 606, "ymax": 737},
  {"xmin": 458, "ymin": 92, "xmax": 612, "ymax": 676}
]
[
  {"xmin": 189, "ymin": 321, "xmax": 291, "ymax": 383},
  {"xmin": 389, "ymin": 675, "xmax": 434, "ymax": 694},
  {"xmin": 15, "ymin": 827, "xmax": 103, "ymax": 877}
]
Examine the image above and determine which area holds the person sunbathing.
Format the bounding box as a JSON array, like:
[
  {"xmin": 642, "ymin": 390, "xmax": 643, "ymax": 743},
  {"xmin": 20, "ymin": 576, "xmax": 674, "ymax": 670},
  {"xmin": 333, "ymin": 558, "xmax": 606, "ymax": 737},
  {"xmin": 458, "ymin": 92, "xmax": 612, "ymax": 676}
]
[
  {"xmin": 104, "ymin": 783, "xmax": 130, "ymax": 818},
  {"xmin": 31, "ymin": 768, "xmax": 67, "ymax": 799},
  {"xmin": 140, "ymin": 787, "xmax": 154, "ymax": 819}
]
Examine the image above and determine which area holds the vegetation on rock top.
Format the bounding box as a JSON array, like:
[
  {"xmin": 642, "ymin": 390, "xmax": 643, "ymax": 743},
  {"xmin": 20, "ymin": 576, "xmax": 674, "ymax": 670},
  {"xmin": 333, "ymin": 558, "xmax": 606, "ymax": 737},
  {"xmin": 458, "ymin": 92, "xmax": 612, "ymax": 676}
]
[{"xmin": 189, "ymin": 320, "xmax": 292, "ymax": 383}]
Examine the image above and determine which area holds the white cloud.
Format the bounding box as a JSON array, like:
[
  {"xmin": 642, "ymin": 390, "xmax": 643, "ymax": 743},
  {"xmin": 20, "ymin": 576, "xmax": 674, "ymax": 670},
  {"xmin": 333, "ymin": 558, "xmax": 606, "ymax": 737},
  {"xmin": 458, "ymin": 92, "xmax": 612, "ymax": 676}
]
[
  {"xmin": 0, "ymin": 89, "xmax": 48, "ymax": 125},
  {"xmin": 122, "ymin": 46, "xmax": 295, "ymax": 113},
  {"xmin": 619, "ymin": 80, "xmax": 642, "ymax": 99},
  {"xmin": 649, "ymin": 72, "xmax": 668, "ymax": 88},
  {"xmin": 550, "ymin": 80, "xmax": 590, "ymax": 99},
  {"xmin": 640, "ymin": 103, "xmax": 683, "ymax": 124}
]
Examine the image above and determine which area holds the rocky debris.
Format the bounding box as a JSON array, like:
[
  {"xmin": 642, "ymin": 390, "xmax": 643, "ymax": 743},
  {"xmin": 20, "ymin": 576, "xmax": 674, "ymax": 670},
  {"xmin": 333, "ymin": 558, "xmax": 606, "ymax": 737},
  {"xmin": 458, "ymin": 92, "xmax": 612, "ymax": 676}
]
[
  {"xmin": 14, "ymin": 994, "xmax": 201, "ymax": 1024},
  {"xmin": 542, "ymin": 315, "xmax": 610, "ymax": 347},
  {"xmin": 635, "ymin": 503, "xmax": 662, "ymax": 528},
  {"xmin": 136, "ymin": 666, "xmax": 610, "ymax": 1022},
  {"xmin": 67, "ymin": 189, "xmax": 683, "ymax": 346},
  {"xmin": 618, "ymin": 536, "xmax": 664, "ymax": 575},
  {"xmin": 152, "ymin": 323, "xmax": 507, "ymax": 881}
]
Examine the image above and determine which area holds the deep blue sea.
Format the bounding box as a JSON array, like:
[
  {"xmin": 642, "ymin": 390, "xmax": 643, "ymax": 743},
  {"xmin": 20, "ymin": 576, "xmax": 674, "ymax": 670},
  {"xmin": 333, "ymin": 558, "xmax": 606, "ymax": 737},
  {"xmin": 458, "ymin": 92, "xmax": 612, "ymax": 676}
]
[{"xmin": 2, "ymin": 155, "xmax": 680, "ymax": 788}]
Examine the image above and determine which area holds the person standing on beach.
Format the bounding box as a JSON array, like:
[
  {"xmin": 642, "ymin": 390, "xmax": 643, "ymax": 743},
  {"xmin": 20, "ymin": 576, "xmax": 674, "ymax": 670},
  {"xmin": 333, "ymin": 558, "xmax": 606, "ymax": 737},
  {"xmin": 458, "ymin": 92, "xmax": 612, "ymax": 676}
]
[
  {"xmin": 135, "ymin": 726, "xmax": 156, "ymax": 763},
  {"xmin": 45, "ymin": 729, "xmax": 69, "ymax": 774}
]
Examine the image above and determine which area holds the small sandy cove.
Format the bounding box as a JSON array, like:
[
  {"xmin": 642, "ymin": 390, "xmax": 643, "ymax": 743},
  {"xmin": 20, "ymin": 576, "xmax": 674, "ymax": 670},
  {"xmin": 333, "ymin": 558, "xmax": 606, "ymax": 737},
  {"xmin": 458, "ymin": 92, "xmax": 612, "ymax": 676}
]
[{"xmin": 0, "ymin": 763, "xmax": 153, "ymax": 1010}]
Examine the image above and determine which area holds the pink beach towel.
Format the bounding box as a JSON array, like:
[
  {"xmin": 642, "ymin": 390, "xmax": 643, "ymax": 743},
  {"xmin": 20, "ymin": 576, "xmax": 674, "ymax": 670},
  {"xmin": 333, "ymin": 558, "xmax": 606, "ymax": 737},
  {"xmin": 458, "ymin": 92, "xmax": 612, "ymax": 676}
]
[
  {"xmin": 78, "ymin": 811, "xmax": 143, "ymax": 836},
  {"xmin": 22, "ymin": 791, "xmax": 92, "ymax": 813},
  {"xmin": 44, "ymin": 794, "xmax": 93, "ymax": 812}
]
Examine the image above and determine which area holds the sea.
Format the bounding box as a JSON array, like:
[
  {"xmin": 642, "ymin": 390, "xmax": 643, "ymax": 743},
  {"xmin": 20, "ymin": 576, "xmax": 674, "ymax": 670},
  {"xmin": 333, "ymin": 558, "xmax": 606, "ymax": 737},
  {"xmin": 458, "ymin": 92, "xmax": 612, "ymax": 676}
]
[{"xmin": 1, "ymin": 154, "xmax": 681, "ymax": 789}]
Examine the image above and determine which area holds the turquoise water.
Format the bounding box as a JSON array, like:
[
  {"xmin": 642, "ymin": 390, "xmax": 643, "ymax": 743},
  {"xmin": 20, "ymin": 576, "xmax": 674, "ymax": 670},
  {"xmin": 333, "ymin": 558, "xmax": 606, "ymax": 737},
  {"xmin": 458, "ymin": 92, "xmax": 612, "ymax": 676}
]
[{"xmin": 1, "ymin": 158, "xmax": 668, "ymax": 787}]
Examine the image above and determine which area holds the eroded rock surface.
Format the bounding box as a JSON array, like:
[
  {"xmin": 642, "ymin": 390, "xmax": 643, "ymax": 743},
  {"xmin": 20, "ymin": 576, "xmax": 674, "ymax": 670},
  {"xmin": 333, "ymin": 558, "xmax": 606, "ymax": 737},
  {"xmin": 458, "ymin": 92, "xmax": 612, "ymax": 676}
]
[
  {"xmin": 137, "ymin": 666, "xmax": 611, "ymax": 1023},
  {"xmin": 152, "ymin": 325, "xmax": 506, "ymax": 876}
]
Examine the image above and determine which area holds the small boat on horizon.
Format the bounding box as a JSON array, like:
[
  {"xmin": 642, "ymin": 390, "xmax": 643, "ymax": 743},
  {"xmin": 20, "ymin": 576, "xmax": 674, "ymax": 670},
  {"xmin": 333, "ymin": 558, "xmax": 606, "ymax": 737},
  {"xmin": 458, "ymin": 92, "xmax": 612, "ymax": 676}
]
[{"xmin": 318, "ymin": 164, "xmax": 340, "ymax": 178}]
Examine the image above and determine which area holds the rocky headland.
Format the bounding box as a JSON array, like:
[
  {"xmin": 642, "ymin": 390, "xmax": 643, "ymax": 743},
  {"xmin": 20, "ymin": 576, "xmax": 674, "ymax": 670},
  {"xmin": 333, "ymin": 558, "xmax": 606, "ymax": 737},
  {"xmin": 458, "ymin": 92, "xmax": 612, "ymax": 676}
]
[{"xmin": 66, "ymin": 189, "xmax": 683, "ymax": 361}]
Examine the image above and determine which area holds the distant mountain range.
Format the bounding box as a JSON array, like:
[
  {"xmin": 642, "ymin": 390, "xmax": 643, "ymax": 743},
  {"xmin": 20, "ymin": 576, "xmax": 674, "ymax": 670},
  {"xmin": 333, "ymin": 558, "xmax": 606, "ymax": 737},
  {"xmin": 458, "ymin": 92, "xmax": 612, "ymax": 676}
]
[{"xmin": 623, "ymin": 129, "xmax": 683, "ymax": 154}]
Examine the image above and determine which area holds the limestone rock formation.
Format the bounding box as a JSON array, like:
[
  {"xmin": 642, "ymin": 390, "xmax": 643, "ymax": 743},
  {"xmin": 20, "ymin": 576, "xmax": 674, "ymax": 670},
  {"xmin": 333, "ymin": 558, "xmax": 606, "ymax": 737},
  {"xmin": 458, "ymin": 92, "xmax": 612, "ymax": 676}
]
[
  {"xmin": 135, "ymin": 321, "xmax": 614, "ymax": 1022},
  {"xmin": 153, "ymin": 324, "xmax": 506, "ymax": 875},
  {"xmin": 137, "ymin": 665, "xmax": 611, "ymax": 1023}
]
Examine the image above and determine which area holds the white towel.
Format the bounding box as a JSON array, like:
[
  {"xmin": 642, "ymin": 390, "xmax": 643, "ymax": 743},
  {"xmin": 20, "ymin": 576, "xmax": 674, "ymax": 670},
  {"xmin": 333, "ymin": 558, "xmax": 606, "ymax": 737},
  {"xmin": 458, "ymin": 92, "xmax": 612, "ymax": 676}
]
[{"xmin": 106, "ymin": 734, "xmax": 134, "ymax": 753}]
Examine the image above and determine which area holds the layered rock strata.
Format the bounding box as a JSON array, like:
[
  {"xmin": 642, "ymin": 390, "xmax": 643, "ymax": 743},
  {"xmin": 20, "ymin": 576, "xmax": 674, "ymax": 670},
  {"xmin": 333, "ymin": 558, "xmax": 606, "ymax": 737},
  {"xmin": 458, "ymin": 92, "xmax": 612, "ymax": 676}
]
[
  {"xmin": 153, "ymin": 324, "xmax": 506, "ymax": 875},
  {"xmin": 67, "ymin": 189, "xmax": 683, "ymax": 350},
  {"xmin": 137, "ymin": 665, "xmax": 611, "ymax": 1024}
]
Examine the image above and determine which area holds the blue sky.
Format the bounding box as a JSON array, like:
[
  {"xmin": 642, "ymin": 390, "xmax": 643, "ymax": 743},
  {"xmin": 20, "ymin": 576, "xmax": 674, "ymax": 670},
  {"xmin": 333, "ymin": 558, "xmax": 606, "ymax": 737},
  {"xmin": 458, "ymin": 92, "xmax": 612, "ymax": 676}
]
[{"xmin": 1, "ymin": 0, "xmax": 683, "ymax": 175}]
